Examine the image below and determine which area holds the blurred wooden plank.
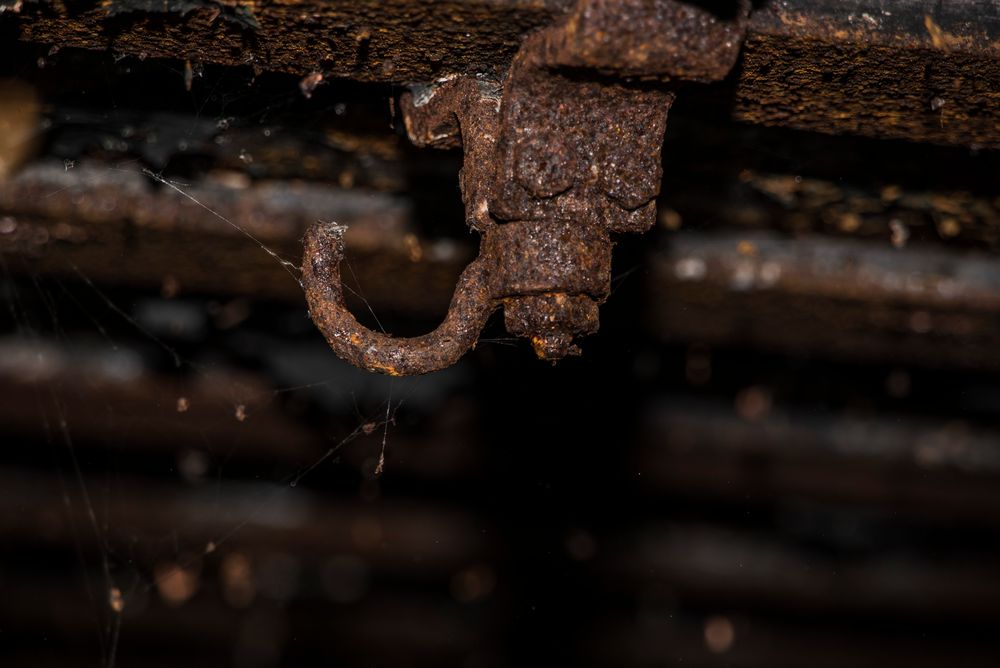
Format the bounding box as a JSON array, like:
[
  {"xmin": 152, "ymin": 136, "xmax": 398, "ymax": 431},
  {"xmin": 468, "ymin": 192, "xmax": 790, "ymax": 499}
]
[
  {"xmin": 1, "ymin": 578, "xmax": 490, "ymax": 667},
  {"xmin": 636, "ymin": 394, "xmax": 1000, "ymax": 527},
  {"xmin": 0, "ymin": 468, "xmax": 491, "ymax": 574},
  {"xmin": 585, "ymin": 610, "xmax": 1000, "ymax": 668},
  {"xmin": 603, "ymin": 522, "xmax": 1000, "ymax": 621},
  {"xmin": 0, "ymin": 335, "xmax": 483, "ymax": 478},
  {"xmin": 0, "ymin": 159, "xmax": 471, "ymax": 313},
  {"xmin": 646, "ymin": 231, "xmax": 1000, "ymax": 370}
]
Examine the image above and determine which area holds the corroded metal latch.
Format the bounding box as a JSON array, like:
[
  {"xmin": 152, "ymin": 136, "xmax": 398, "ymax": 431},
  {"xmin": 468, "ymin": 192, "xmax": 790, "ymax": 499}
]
[{"xmin": 303, "ymin": 0, "xmax": 750, "ymax": 375}]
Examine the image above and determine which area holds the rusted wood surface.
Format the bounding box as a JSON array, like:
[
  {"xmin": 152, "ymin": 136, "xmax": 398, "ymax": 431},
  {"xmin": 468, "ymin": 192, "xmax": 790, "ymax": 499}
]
[
  {"xmin": 737, "ymin": 0, "xmax": 1000, "ymax": 148},
  {"xmin": 7, "ymin": 0, "xmax": 565, "ymax": 81},
  {"xmin": 6, "ymin": 0, "xmax": 1000, "ymax": 146}
]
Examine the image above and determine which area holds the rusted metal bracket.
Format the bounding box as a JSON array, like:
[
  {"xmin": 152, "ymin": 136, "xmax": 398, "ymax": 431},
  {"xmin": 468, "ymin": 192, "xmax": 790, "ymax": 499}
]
[{"xmin": 302, "ymin": 0, "xmax": 750, "ymax": 375}]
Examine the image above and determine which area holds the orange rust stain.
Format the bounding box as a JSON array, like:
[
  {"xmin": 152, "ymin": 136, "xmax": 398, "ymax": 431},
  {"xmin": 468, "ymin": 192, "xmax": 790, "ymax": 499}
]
[
  {"xmin": 369, "ymin": 361, "xmax": 402, "ymax": 377},
  {"xmin": 530, "ymin": 336, "xmax": 547, "ymax": 359},
  {"xmin": 924, "ymin": 15, "xmax": 947, "ymax": 49},
  {"xmin": 923, "ymin": 14, "xmax": 980, "ymax": 51}
]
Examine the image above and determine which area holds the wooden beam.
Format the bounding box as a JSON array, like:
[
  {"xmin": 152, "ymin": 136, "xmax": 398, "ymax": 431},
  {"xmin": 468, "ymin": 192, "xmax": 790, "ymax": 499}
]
[{"xmin": 7, "ymin": 0, "xmax": 1000, "ymax": 146}]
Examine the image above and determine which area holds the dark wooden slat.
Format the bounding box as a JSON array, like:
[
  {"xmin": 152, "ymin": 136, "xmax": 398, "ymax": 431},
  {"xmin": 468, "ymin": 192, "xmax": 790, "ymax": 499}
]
[
  {"xmin": 637, "ymin": 395, "xmax": 1000, "ymax": 527},
  {"xmin": 0, "ymin": 159, "xmax": 470, "ymax": 312},
  {"xmin": 8, "ymin": 0, "xmax": 1000, "ymax": 146},
  {"xmin": 646, "ymin": 231, "xmax": 1000, "ymax": 370}
]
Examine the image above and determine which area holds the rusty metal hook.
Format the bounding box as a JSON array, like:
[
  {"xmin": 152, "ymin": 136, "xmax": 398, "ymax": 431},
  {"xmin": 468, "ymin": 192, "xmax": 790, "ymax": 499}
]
[
  {"xmin": 301, "ymin": 75, "xmax": 514, "ymax": 376},
  {"xmin": 302, "ymin": 0, "xmax": 750, "ymax": 376},
  {"xmin": 302, "ymin": 221, "xmax": 500, "ymax": 376},
  {"xmin": 301, "ymin": 215, "xmax": 608, "ymax": 375}
]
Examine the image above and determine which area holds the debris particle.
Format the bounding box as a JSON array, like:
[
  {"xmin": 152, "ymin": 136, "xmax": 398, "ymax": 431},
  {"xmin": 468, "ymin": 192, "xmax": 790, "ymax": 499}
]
[
  {"xmin": 108, "ymin": 586, "xmax": 124, "ymax": 613},
  {"xmin": 704, "ymin": 615, "xmax": 735, "ymax": 653},
  {"xmin": 758, "ymin": 260, "xmax": 782, "ymax": 287},
  {"xmin": 220, "ymin": 552, "xmax": 255, "ymax": 608},
  {"xmin": 154, "ymin": 561, "xmax": 201, "ymax": 607},
  {"xmin": 735, "ymin": 385, "xmax": 772, "ymax": 422},
  {"xmin": 235, "ymin": 404, "xmax": 247, "ymax": 422},
  {"xmin": 923, "ymin": 14, "xmax": 947, "ymax": 49},
  {"xmin": 161, "ymin": 274, "xmax": 181, "ymax": 299},
  {"xmin": 889, "ymin": 219, "xmax": 909, "ymax": 248},
  {"xmin": 210, "ymin": 169, "xmax": 250, "ymax": 190},
  {"xmin": 936, "ymin": 217, "xmax": 960, "ymax": 238},
  {"xmin": 736, "ymin": 239, "xmax": 757, "ymax": 256},
  {"xmin": 880, "ymin": 185, "xmax": 902, "ymax": 202},
  {"xmin": 674, "ymin": 257, "xmax": 706, "ymax": 281},
  {"xmin": 930, "ymin": 96, "xmax": 947, "ymax": 111},
  {"xmin": 403, "ymin": 233, "xmax": 423, "ymax": 262},
  {"xmin": 658, "ymin": 207, "xmax": 682, "ymax": 230},
  {"xmin": 299, "ymin": 71, "xmax": 324, "ymax": 98},
  {"xmin": 176, "ymin": 397, "xmax": 190, "ymax": 413},
  {"xmin": 837, "ymin": 212, "xmax": 861, "ymax": 233}
]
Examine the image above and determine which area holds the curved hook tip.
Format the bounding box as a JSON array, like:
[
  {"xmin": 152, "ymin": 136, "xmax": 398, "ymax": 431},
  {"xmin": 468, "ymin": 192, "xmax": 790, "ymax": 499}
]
[{"xmin": 301, "ymin": 221, "xmax": 499, "ymax": 376}]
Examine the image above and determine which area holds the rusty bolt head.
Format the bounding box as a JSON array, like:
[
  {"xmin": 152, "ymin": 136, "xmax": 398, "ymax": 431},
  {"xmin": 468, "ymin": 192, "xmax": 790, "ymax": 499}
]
[{"xmin": 504, "ymin": 293, "xmax": 600, "ymax": 361}]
